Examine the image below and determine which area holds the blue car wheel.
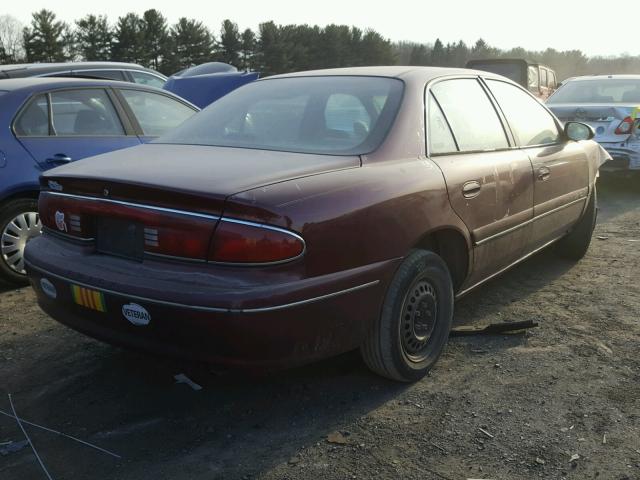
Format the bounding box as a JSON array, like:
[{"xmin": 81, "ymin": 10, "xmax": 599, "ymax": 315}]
[{"xmin": 0, "ymin": 198, "xmax": 41, "ymax": 285}]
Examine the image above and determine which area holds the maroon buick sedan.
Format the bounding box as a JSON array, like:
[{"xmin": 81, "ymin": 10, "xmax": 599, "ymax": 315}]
[{"xmin": 25, "ymin": 67, "xmax": 608, "ymax": 382}]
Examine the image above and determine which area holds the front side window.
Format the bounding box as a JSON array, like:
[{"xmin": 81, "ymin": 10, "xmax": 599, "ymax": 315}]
[
  {"xmin": 50, "ymin": 89, "xmax": 124, "ymax": 136},
  {"xmin": 431, "ymin": 79, "xmax": 509, "ymax": 152},
  {"xmin": 428, "ymin": 94, "xmax": 457, "ymax": 154},
  {"xmin": 156, "ymin": 76, "xmax": 404, "ymax": 155},
  {"xmin": 120, "ymin": 90, "xmax": 196, "ymax": 136},
  {"xmin": 487, "ymin": 80, "xmax": 560, "ymax": 146},
  {"xmin": 130, "ymin": 71, "xmax": 166, "ymax": 89},
  {"xmin": 14, "ymin": 94, "xmax": 49, "ymax": 136}
]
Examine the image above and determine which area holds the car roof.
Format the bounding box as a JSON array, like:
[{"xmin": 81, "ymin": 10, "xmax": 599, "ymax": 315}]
[
  {"xmin": 0, "ymin": 61, "xmax": 154, "ymax": 74},
  {"xmin": 266, "ymin": 66, "xmax": 505, "ymax": 82},
  {"xmin": 563, "ymin": 74, "xmax": 640, "ymax": 82},
  {"xmin": 0, "ymin": 77, "xmax": 164, "ymax": 93}
]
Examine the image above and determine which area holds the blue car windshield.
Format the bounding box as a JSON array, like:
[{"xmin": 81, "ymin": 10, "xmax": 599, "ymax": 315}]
[{"xmin": 155, "ymin": 76, "xmax": 404, "ymax": 155}]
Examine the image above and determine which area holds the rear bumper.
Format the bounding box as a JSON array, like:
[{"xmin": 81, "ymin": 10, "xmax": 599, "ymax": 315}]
[
  {"xmin": 25, "ymin": 235, "xmax": 397, "ymax": 368},
  {"xmin": 599, "ymin": 143, "xmax": 640, "ymax": 171}
]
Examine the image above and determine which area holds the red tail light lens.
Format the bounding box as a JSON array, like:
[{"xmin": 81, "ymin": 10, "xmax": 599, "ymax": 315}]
[
  {"xmin": 209, "ymin": 220, "xmax": 305, "ymax": 264},
  {"xmin": 615, "ymin": 116, "xmax": 635, "ymax": 134}
]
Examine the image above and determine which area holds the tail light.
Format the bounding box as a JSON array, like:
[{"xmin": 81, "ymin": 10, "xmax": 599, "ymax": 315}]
[
  {"xmin": 615, "ymin": 116, "xmax": 635, "ymax": 134},
  {"xmin": 209, "ymin": 219, "xmax": 305, "ymax": 264},
  {"xmin": 39, "ymin": 192, "xmax": 305, "ymax": 264}
]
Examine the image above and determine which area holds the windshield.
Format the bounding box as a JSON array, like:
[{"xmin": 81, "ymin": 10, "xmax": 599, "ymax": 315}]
[
  {"xmin": 156, "ymin": 76, "xmax": 404, "ymax": 155},
  {"xmin": 548, "ymin": 78, "xmax": 640, "ymax": 104}
]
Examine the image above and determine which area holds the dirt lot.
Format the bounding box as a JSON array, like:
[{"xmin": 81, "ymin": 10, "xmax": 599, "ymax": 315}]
[{"xmin": 0, "ymin": 176, "xmax": 638, "ymax": 480}]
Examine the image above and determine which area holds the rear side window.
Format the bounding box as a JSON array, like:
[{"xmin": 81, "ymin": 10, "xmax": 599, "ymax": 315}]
[
  {"xmin": 14, "ymin": 94, "xmax": 50, "ymax": 136},
  {"xmin": 50, "ymin": 89, "xmax": 124, "ymax": 136},
  {"xmin": 487, "ymin": 80, "xmax": 560, "ymax": 146},
  {"xmin": 130, "ymin": 71, "xmax": 166, "ymax": 89},
  {"xmin": 156, "ymin": 76, "xmax": 404, "ymax": 155},
  {"xmin": 120, "ymin": 90, "xmax": 195, "ymax": 136},
  {"xmin": 431, "ymin": 79, "xmax": 508, "ymax": 152},
  {"xmin": 75, "ymin": 70, "xmax": 126, "ymax": 81},
  {"xmin": 428, "ymin": 94, "xmax": 457, "ymax": 154}
]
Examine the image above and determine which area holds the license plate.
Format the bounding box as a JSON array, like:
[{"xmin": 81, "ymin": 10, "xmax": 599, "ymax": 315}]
[
  {"xmin": 71, "ymin": 285, "xmax": 107, "ymax": 312},
  {"xmin": 96, "ymin": 217, "xmax": 144, "ymax": 262}
]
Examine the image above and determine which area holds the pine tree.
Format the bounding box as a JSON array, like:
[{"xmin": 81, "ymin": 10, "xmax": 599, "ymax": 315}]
[
  {"xmin": 167, "ymin": 17, "xmax": 214, "ymax": 72},
  {"xmin": 22, "ymin": 9, "xmax": 68, "ymax": 62},
  {"xmin": 240, "ymin": 28, "xmax": 256, "ymax": 70},
  {"xmin": 111, "ymin": 13, "xmax": 145, "ymax": 64},
  {"xmin": 75, "ymin": 15, "xmax": 112, "ymax": 61},
  {"xmin": 141, "ymin": 9, "xmax": 170, "ymax": 70},
  {"xmin": 218, "ymin": 19, "xmax": 241, "ymax": 66}
]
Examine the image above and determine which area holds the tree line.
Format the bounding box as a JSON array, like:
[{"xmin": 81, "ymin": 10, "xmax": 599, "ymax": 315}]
[{"xmin": 1, "ymin": 10, "xmax": 640, "ymax": 80}]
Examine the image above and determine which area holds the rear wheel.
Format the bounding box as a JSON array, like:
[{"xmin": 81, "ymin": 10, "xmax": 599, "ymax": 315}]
[
  {"xmin": 360, "ymin": 249, "xmax": 454, "ymax": 382},
  {"xmin": 556, "ymin": 186, "xmax": 597, "ymax": 260},
  {"xmin": 0, "ymin": 198, "xmax": 41, "ymax": 285}
]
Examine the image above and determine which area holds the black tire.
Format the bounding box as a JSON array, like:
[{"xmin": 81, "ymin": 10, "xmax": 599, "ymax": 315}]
[
  {"xmin": 0, "ymin": 198, "xmax": 40, "ymax": 286},
  {"xmin": 556, "ymin": 186, "xmax": 597, "ymax": 261},
  {"xmin": 360, "ymin": 249, "xmax": 454, "ymax": 382}
]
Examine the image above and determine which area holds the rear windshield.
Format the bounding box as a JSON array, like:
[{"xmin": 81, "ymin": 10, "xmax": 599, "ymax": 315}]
[
  {"xmin": 155, "ymin": 76, "xmax": 404, "ymax": 155},
  {"xmin": 548, "ymin": 79, "xmax": 640, "ymax": 104},
  {"xmin": 469, "ymin": 62, "xmax": 525, "ymax": 85}
]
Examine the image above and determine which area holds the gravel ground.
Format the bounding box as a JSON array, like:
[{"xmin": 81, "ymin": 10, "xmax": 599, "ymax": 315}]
[{"xmin": 0, "ymin": 176, "xmax": 638, "ymax": 480}]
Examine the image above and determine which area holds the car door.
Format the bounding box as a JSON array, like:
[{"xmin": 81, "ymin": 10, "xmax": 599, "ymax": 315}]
[
  {"xmin": 14, "ymin": 88, "xmax": 141, "ymax": 170},
  {"xmin": 484, "ymin": 79, "xmax": 590, "ymax": 251},
  {"xmin": 427, "ymin": 78, "xmax": 535, "ymax": 286},
  {"xmin": 114, "ymin": 88, "xmax": 197, "ymax": 142}
]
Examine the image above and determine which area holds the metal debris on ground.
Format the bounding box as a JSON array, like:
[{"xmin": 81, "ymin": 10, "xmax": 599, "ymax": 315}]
[
  {"xmin": 0, "ymin": 409, "xmax": 121, "ymax": 458},
  {"xmin": 0, "ymin": 439, "xmax": 28, "ymax": 455},
  {"xmin": 174, "ymin": 373, "xmax": 203, "ymax": 391},
  {"xmin": 479, "ymin": 427, "xmax": 495, "ymax": 439},
  {"xmin": 451, "ymin": 320, "xmax": 539, "ymax": 336},
  {"xmin": 8, "ymin": 393, "xmax": 54, "ymax": 480}
]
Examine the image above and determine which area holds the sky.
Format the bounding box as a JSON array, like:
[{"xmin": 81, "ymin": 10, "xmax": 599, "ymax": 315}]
[{"xmin": 4, "ymin": 0, "xmax": 637, "ymax": 57}]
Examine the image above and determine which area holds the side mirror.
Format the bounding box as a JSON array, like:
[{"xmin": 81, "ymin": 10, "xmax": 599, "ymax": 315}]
[{"xmin": 565, "ymin": 121, "xmax": 595, "ymax": 141}]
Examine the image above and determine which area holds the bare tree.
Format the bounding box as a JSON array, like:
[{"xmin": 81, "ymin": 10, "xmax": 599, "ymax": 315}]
[{"xmin": 0, "ymin": 15, "xmax": 25, "ymax": 62}]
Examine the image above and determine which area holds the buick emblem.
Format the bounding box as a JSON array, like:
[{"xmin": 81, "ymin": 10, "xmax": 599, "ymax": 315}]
[
  {"xmin": 54, "ymin": 211, "xmax": 67, "ymax": 232},
  {"xmin": 575, "ymin": 108, "xmax": 588, "ymax": 120}
]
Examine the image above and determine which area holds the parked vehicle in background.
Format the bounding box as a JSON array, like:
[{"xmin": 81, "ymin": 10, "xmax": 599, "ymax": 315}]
[
  {"xmin": 466, "ymin": 59, "xmax": 557, "ymax": 100},
  {"xmin": 0, "ymin": 78, "xmax": 199, "ymax": 285},
  {"xmin": 547, "ymin": 75, "xmax": 640, "ymax": 174},
  {"xmin": 0, "ymin": 61, "xmax": 167, "ymax": 88},
  {"xmin": 25, "ymin": 67, "xmax": 608, "ymax": 382},
  {"xmin": 163, "ymin": 62, "xmax": 259, "ymax": 108}
]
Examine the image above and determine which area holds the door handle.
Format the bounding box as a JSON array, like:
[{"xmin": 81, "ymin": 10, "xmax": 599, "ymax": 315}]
[
  {"xmin": 46, "ymin": 154, "xmax": 72, "ymax": 164},
  {"xmin": 462, "ymin": 180, "xmax": 482, "ymax": 198},
  {"xmin": 537, "ymin": 167, "xmax": 551, "ymax": 181}
]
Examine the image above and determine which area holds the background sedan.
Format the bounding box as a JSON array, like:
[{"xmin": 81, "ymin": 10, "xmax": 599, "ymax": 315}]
[
  {"xmin": 547, "ymin": 74, "xmax": 640, "ymax": 173},
  {"xmin": 0, "ymin": 78, "xmax": 198, "ymax": 285}
]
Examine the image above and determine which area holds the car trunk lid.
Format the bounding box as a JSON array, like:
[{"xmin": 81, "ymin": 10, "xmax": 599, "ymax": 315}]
[
  {"xmin": 547, "ymin": 103, "xmax": 640, "ymax": 143},
  {"xmin": 41, "ymin": 143, "xmax": 360, "ymax": 215}
]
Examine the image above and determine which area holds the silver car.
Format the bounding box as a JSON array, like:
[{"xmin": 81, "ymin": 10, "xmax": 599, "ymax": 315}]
[{"xmin": 547, "ymin": 75, "xmax": 640, "ymax": 172}]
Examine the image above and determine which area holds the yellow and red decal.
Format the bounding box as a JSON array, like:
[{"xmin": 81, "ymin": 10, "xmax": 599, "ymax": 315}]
[{"xmin": 71, "ymin": 285, "xmax": 107, "ymax": 312}]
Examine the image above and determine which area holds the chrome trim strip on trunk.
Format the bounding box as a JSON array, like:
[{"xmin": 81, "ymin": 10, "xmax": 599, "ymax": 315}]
[{"xmin": 25, "ymin": 260, "xmax": 379, "ymax": 314}]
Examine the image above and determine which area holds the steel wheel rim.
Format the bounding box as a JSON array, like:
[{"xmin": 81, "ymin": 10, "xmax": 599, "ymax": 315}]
[
  {"xmin": 400, "ymin": 278, "xmax": 438, "ymax": 361},
  {"xmin": 1, "ymin": 211, "xmax": 42, "ymax": 275}
]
